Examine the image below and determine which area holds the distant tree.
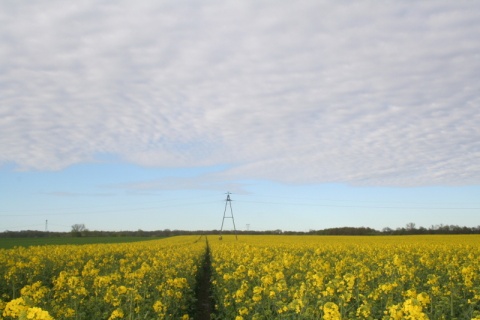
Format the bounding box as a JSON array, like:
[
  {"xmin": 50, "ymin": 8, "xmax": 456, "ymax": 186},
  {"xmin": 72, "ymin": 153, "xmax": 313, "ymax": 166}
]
[
  {"xmin": 382, "ymin": 227, "xmax": 393, "ymax": 234},
  {"xmin": 406, "ymin": 222, "xmax": 416, "ymax": 231},
  {"xmin": 71, "ymin": 224, "xmax": 87, "ymax": 237},
  {"xmin": 418, "ymin": 226, "xmax": 427, "ymax": 234}
]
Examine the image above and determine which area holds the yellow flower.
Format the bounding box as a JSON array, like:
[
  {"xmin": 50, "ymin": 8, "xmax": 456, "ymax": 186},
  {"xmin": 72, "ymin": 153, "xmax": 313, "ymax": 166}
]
[
  {"xmin": 235, "ymin": 289, "xmax": 245, "ymax": 299},
  {"xmin": 387, "ymin": 304, "xmax": 404, "ymax": 320},
  {"xmin": 153, "ymin": 300, "xmax": 165, "ymax": 313},
  {"xmin": 117, "ymin": 285, "xmax": 128, "ymax": 294},
  {"xmin": 252, "ymin": 294, "xmax": 262, "ymax": 302},
  {"xmin": 3, "ymin": 297, "xmax": 27, "ymax": 318},
  {"xmin": 253, "ymin": 286, "xmax": 263, "ymax": 294},
  {"xmin": 416, "ymin": 292, "xmax": 431, "ymax": 307},
  {"xmin": 223, "ymin": 273, "xmax": 232, "ymax": 281},
  {"xmin": 3, "ymin": 299, "xmax": 53, "ymax": 320},
  {"xmin": 401, "ymin": 298, "xmax": 428, "ymax": 319},
  {"xmin": 25, "ymin": 307, "xmax": 54, "ymax": 320},
  {"xmin": 239, "ymin": 306, "xmax": 249, "ymax": 315},
  {"xmin": 261, "ymin": 275, "xmax": 274, "ymax": 286},
  {"xmin": 356, "ymin": 303, "xmax": 370, "ymax": 318},
  {"xmin": 322, "ymin": 302, "xmax": 341, "ymax": 320},
  {"xmin": 108, "ymin": 308, "xmax": 124, "ymax": 320},
  {"xmin": 275, "ymin": 271, "xmax": 285, "ymax": 281}
]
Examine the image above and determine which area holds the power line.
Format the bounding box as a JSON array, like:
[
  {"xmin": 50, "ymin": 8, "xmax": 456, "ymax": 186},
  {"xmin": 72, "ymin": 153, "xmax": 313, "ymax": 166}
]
[
  {"xmin": 0, "ymin": 200, "xmax": 221, "ymax": 217},
  {"xmin": 3, "ymin": 200, "xmax": 477, "ymax": 218},
  {"xmin": 0, "ymin": 194, "xmax": 219, "ymax": 214},
  {"xmin": 249, "ymin": 193, "xmax": 480, "ymax": 206},
  {"xmin": 235, "ymin": 200, "xmax": 480, "ymax": 210}
]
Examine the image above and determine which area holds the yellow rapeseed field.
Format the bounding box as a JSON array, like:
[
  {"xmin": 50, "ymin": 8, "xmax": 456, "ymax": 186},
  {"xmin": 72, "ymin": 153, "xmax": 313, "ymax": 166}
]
[
  {"xmin": 1, "ymin": 235, "xmax": 480, "ymax": 319},
  {"xmin": 209, "ymin": 235, "xmax": 480, "ymax": 320},
  {"xmin": 0, "ymin": 236, "xmax": 204, "ymax": 320}
]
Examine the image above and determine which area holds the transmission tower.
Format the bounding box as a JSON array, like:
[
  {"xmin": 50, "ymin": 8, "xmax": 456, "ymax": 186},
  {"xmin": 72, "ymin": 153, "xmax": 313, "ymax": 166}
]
[{"xmin": 220, "ymin": 192, "xmax": 238, "ymax": 240}]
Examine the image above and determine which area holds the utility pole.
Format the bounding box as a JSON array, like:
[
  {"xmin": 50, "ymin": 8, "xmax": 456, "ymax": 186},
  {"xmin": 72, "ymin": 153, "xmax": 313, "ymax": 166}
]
[
  {"xmin": 45, "ymin": 220, "xmax": 48, "ymax": 232},
  {"xmin": 220, "ymin": 192, "xmax": 238, "ymax": 240}
]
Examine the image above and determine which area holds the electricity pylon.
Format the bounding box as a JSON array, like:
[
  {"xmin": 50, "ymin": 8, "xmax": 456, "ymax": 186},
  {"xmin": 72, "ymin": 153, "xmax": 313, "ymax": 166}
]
[{"xmin": 220, "ymin": 192, "xmax": 238, "ymax": 240}]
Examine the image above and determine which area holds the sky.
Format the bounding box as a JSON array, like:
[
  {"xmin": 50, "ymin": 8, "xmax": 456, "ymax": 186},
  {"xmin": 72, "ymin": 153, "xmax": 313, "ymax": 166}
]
[{"xmin": 1, "ymin": 1, "xmax": 479, "ymax": 232}]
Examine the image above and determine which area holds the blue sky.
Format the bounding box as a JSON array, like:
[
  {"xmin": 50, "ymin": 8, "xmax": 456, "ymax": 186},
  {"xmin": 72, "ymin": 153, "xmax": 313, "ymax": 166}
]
[{"xmin": 1, "ymin": 1, "xmax": 479, "ymax": 232}]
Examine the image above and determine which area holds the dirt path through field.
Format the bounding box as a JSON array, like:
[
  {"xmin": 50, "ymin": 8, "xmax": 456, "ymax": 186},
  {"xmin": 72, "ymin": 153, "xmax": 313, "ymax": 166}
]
[{"xmin": 194, "ymin": 238, "xmax": 214, "ymax": 320}]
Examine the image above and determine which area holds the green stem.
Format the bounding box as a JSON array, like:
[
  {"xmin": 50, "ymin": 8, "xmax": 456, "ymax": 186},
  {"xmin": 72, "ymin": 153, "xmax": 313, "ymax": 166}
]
[{"xmin": 450, "ymin": 288, "xmax": 454, "ymax": 318}]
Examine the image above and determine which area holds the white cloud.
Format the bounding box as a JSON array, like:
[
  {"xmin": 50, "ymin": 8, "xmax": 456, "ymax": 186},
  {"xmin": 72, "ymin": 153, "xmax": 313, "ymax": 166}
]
[{"xmin": 1, "ymin": 1, "xmax": 479, "ymax": 186}]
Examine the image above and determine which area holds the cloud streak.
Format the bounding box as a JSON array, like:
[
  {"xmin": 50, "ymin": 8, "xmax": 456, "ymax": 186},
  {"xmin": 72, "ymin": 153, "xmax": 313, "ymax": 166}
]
[{"xmin": 1, "ymin": 1, "xmax": 479, "ymax": 186}]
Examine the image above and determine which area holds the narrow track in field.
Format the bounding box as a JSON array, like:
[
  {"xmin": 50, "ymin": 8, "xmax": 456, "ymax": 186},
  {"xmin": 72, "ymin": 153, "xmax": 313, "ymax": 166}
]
[{"xmin": 194, "ymin": 238, "xmax": 214, "ymax": 320}]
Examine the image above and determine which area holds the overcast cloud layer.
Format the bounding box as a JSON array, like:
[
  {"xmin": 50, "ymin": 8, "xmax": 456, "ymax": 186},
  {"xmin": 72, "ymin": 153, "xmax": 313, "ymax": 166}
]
[{"xmin": 1, "ymin": 1, "xmax": 479, "ymax": 186}]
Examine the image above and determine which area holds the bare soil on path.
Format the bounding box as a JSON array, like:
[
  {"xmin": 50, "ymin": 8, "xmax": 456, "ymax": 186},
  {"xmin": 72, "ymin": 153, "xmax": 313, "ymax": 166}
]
[{"xmin": 194, "ymin": 239, "xmax": 214, "ymax": 320}]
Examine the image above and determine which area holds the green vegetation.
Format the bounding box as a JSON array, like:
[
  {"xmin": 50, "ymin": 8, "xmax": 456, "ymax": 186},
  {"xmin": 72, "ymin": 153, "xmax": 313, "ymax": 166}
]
[
  {"xmin": 0, "ymin": 236, "xmax": 155, "ymax": 249},
  {"xmin": 1, "ymin": 222, "xmax": 479, "ymax": 250}
]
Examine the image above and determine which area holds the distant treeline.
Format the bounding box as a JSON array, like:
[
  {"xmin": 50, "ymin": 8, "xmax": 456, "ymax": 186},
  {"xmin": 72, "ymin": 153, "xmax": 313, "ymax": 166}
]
[
  {"xmin": 310, "ymin": 224, "xmax": 480, "ymax": 235},
  {"xmin": 1, "ymin": 224, "xmax": 480, "ymax": 238}
]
